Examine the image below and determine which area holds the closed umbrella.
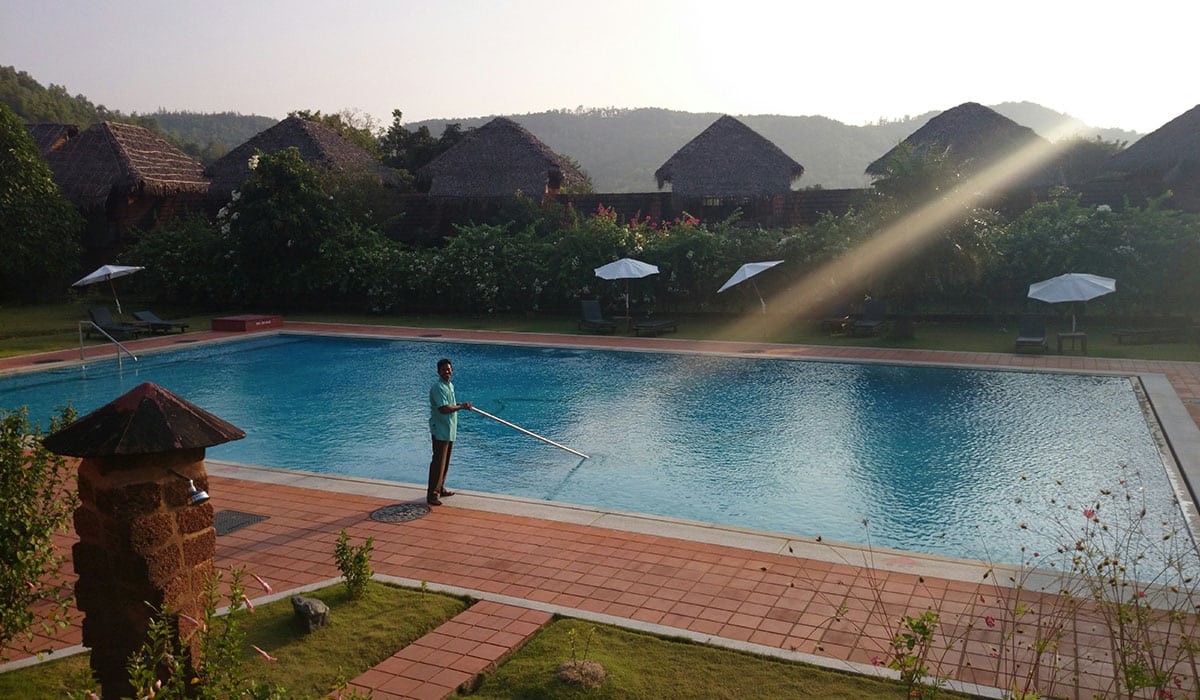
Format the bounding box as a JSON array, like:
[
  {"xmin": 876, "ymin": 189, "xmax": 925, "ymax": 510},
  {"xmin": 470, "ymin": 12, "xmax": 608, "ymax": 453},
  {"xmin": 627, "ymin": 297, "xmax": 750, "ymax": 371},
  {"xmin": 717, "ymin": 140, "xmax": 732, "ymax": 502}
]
[
  {"xmin": 1028, "ymin": 273, "xmax": 1115, "ymax": 331},
  {"xmin": 72, "ymin": 264, "xmax": 145, "ymax": 314},
  {"xmin": 594, "ymin": 258, "xmax": 659, "ymax": 327},
  {"xmin": 717, "ymin": 260, "xmax": 784, "ymax": 314}
]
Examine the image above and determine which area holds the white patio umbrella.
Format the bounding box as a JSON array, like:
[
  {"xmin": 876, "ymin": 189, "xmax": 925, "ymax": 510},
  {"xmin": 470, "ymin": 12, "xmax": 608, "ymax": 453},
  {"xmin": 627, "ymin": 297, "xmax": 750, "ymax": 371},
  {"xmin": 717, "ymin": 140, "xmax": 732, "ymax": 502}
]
[
  {"xmin": 72, "ymin": 264, "xmax": 145, "ymax": 314},
  {"xmin": 1027, "ymin": 273, "xmax": 1116, "ymax": 331},
  {"xmin": 594, "ymin": 258, "xmax": 659, "ymax": 325},
  {"xmin": 717, "ymin": 260, "xmax": 784, "ymax": 314}
]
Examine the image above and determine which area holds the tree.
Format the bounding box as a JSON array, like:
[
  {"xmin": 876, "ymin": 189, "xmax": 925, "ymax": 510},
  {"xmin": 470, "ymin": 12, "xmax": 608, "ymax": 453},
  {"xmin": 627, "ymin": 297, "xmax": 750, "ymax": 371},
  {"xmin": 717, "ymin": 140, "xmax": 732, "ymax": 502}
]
[
  {"xmin": 0, "ymin": 406, "xmax": 78, "ymax": 660},
  {"xmin": 863, "ymin": 142, "xmax": 999, "ymax": 334},
  {"xmin": 0, "ymin": 103, "xmax": 83, "ymax": 301},
  {"xmin": 288, "ymin": 108, "xmax": 380, "ymax": 157},
  {"xmin": 222, "ymin": 147, "xmax": 400, "ymax": 309},
  {"xmin": 379, "ymin": 109, "xmax": 468, "ymax": 182}
]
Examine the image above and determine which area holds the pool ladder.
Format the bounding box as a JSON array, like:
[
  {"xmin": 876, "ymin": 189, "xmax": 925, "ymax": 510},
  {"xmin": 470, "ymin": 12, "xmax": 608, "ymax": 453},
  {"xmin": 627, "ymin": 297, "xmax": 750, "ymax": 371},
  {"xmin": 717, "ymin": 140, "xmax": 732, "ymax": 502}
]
[{"xmin": 78, "ymin": 321, "xmax": 138, "ymax": 368}]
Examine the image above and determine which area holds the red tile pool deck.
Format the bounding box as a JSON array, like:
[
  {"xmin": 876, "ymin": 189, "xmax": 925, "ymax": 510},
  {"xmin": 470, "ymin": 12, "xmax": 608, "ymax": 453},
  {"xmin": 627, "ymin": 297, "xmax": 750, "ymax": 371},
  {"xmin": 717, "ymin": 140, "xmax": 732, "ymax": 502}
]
[{"xmin": 4, "ymin": 322, "xmax": 1200, "ymax": 699}]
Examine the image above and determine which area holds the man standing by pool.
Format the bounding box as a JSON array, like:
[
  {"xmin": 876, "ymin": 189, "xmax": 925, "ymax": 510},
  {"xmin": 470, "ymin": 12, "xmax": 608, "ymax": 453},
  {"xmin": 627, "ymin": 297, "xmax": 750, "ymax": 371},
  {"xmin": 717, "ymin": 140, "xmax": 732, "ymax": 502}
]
[{"xmin": 428, "ymin": 357, "xmax": 470, "ymax": 506}]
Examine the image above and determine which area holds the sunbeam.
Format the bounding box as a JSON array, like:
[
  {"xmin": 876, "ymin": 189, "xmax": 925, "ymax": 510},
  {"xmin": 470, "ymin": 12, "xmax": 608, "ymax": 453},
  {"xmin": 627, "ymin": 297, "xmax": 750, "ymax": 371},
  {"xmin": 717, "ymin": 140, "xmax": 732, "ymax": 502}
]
[{"xmin": 721, "ymin": 123, "xmax": 1083, "ymax": 340}]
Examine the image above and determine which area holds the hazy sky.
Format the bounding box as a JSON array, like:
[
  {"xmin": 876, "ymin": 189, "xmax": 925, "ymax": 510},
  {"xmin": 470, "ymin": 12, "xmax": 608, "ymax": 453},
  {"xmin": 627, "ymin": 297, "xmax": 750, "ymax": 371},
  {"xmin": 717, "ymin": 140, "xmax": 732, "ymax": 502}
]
[{"xmin": 2, "ymin": 0, "xmax": 1195, "ymax": 134}]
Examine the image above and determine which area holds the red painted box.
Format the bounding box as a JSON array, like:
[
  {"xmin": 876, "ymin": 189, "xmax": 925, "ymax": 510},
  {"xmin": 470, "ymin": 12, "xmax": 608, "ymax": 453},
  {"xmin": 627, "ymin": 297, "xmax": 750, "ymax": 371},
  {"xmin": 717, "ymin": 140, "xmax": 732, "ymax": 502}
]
[{"xmin": 211, "ymin": 315, "xmax": 283, "ymax": 332}]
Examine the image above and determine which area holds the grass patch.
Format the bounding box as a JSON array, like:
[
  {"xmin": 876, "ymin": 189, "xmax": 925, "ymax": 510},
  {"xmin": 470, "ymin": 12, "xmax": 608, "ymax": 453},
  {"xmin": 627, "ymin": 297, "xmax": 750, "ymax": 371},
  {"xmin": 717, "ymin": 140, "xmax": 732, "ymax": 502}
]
[
  {"xmin": 0, "ymin": 582, "xmax": 469, "ymax": 700},
  {"xmin": 464, "ymin": 618, "xmax": 976, "ymax": 699},
  {"xmin": 3, "ymin": 300, "xmax": 1199, "ymax": 362}
]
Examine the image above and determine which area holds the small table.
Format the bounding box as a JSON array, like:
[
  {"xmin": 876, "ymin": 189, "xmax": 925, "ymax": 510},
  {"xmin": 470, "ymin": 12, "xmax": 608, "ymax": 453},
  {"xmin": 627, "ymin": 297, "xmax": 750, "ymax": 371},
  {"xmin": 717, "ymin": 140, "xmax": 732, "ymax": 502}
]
[{"xmin": 1057, "ymin": 331, "xmax": 1087, "ymax": 355}]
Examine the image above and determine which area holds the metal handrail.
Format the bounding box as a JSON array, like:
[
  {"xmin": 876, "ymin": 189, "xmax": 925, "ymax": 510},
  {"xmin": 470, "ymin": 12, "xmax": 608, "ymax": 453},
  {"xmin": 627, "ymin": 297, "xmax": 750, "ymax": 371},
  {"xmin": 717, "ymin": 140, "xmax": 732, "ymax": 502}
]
[{"xmin": 79, "ymin": 321, "xmax": 138, "ymax": 367}]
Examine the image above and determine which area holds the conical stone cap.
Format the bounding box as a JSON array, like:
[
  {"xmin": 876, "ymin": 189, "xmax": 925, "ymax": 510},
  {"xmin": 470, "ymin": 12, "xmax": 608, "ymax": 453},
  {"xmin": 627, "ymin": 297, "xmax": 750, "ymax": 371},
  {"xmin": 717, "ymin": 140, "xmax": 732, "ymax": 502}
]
[{"xmin": 42, "ymin": 382, "xmax": 245, "ymax": 457}]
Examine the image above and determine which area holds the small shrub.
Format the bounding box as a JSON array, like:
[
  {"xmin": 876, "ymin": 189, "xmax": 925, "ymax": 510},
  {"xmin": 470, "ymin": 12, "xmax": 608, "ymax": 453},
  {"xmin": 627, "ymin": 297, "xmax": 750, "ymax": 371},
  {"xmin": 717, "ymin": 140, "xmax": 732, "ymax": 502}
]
[
  {"xmin": 334, "ymin": 530, "xmax": 374, "ymax": 600},
  {"xmin": 556, "ymin": 624, "xmax": 605, "ymax": 689}
]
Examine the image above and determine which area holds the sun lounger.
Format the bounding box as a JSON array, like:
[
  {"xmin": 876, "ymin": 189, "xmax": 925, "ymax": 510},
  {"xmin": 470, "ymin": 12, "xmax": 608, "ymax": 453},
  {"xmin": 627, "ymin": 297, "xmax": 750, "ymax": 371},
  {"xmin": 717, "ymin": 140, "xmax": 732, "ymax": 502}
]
[
  {"xmin": 633, "ymin": 319, "xmax": 678, "ymax": 337},
  {"xmin": 87, "ymin": 307, "xmax": 145, "ymax": 339},
  {"xmin": 578, "ymin": 299, "xmax": 617, "ymax": 333},
  {"xmin": 133, "ymin": 310, "xmax": 189, "ymax": 334},
  {"xmin": 850, "ymin": 300, "xmax": 888, "ymax": 336},
  {"xmin": 1015, "ymin": 314, "xmax": 1048, "ymax": 353},
  {"xmin": 1112, "ymin": 327, "xmax": 1188, "ymax": 344}
]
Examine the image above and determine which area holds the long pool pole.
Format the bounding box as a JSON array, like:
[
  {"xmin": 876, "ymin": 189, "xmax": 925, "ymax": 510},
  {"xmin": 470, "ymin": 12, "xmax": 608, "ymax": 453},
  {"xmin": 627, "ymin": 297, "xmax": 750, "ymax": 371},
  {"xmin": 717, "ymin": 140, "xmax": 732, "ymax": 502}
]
[{"xmin": 467, "ymin": 406, "xmax": 589, "ymax": 459}]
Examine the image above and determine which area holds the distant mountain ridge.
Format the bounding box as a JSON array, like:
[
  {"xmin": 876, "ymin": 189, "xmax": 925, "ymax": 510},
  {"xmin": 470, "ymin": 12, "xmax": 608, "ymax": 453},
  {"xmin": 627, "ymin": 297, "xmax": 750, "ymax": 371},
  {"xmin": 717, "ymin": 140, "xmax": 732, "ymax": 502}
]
[{"xmin": 407, "ymin": 103, "xmax": 1141, "ymax": 191}]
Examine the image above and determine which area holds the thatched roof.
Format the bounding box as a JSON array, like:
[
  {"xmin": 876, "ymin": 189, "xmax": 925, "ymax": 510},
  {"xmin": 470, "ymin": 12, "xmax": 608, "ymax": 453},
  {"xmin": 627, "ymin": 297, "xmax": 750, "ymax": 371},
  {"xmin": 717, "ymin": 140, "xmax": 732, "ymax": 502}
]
[
  {"xmin": 1106, "ymin": 104, "xmax": 1200, "ymax": 183},
  {"xmin": 416, "ymin": 117, "xmax": 587, "ymax": 196},
  {"xmin": 26, "ymin": 122, "xmax": 79, "ymax": 156},
  {"xmin": 206, "ymin": 116, "xmax": 402, "ymax": 200},
  {"xmin": 655, "ymin": 115, "xmax": 804, "ymax": 196},
  {"xmin": 43, "ymin": 121, "xmax": 209, "ymax": 209},
  {"xmin": 865, "ymin": 102, "xmax": 1048, "ymax": 177}
]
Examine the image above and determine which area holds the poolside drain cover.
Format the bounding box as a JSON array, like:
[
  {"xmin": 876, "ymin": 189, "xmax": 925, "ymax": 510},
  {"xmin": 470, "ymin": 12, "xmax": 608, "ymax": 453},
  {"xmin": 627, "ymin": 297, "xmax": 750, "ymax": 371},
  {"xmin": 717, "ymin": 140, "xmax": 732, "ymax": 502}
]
[
  {"xmin": 214, "ymin": 510, "xmax": 268, "ymax": 536},
  {"xmin": 419, "ymin": 333, "xmax": 442, "ymax": 338},
  {"xmin": 33, "ymin": 358, "xmax": 65, "ymax": 364},
  {"xmin": 370, "ymin": 503, "xmax": 430, "ymax": 523}
]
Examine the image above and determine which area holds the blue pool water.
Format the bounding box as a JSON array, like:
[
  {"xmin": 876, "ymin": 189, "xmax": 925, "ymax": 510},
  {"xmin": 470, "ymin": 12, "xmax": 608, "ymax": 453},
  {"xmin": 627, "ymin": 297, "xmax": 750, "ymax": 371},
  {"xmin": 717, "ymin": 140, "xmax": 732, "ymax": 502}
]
[{"xmin": 1, "ymin": 334, "xmax": 1188, "ymax": 567}]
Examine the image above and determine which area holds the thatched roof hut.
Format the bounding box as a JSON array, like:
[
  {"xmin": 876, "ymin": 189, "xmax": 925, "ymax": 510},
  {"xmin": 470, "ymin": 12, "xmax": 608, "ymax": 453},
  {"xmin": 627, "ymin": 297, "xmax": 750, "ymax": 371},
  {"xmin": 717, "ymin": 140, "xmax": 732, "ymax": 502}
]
[
  {"xmin": 205, "ymin": 116, "xmax": 401, "ymax": 200},
  {"xmin": 26, "ymin": 122, "xmax": 79, "ymax": 156},
  {"xmin": 654, "ymin": 115, "xmax": 804, "ymax": 197},
  {"xmin": 44, "ymin": 121, "xmax": 209, "ymax": 210},
  {"xmin": 416, "ymin": 117, "xmax": 587, "ymax": 196},
  {"xmin": 865, "ymin": 102, "xmax": 1047, "ymax": 178},
  {"xmin": 1106, "ymin": 104, "xmax": 1200, "ymax": 182}
]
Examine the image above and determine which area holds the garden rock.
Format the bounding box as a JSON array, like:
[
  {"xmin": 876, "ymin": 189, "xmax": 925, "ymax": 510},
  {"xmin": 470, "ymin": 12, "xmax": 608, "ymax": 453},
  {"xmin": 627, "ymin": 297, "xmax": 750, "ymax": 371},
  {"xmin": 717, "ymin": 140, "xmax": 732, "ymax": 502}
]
[{"xmin": 292, "ymin": 595, "xmax": 330, "ymax": 633}]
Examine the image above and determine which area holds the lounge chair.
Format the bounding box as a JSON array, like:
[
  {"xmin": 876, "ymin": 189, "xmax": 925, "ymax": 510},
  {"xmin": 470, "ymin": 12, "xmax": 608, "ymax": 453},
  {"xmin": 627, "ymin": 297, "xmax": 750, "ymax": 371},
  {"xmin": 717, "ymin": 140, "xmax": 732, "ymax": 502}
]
[
  {"xmin": 1015, "ymin": 314, "xmax": 1048, "ymax": 353},
  {"xmin": 87, "ymin": 307, "xmax": 145, "ymax": 339},
  {"xmin": 578, "ymin": 299, "xmax": 617, "ymax": 334},
  {"xmin": 133, "ymin": 310, "xmax": 189, "ymax": 334},
  {"xmin": 819, "ymin": 303, "xmax": 854, "ymax": 335},
  {"xmin": 634, "ymin": 318, "xmax": 678, "ymax": 337},
  {"xmin": 850, "ymin": 300, "xmax": 888, "ymax": 336}
]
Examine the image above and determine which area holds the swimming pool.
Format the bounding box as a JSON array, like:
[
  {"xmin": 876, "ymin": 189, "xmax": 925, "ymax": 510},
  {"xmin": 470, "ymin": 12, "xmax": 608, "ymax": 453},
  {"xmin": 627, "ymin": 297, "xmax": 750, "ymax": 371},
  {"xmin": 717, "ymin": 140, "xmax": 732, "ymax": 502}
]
[{"xmin": 2, "ymin": 333, "xmax": 1193, "ymax": 568}]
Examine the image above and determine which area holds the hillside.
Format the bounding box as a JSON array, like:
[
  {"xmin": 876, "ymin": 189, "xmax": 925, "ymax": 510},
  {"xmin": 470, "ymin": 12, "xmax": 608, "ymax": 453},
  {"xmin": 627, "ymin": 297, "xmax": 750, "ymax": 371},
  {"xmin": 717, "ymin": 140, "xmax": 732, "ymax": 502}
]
[
  {"xmin": 4, "ymin": 64, "xmax": 1143, "ymax": 190},
  {"xmin": 409, "ymin": 104, "xmax": 1142, "ymax": 191}
]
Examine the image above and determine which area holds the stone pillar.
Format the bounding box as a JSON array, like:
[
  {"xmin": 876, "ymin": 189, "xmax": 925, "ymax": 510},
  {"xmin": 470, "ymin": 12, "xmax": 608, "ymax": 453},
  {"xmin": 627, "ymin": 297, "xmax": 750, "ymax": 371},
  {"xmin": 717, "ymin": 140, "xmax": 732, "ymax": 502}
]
[
  {"xmin": 43, "ymin": 382, "xmax": 244, "ymax": 700},
  {"xmin": 73, "ymin": 450, "xmax": 214, "ymax": 698}
]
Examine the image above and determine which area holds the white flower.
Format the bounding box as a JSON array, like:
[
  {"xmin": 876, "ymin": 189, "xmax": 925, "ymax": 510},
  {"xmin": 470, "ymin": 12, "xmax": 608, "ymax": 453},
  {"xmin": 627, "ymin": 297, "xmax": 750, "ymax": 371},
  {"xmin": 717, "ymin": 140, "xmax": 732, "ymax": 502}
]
[
  {"xmin": 248, "ymin": 155, "xmax": 260, "ymax": 170},
  {"xmin": 231, "ymin": 190, "xmax": 241, "ymax": 202},
  {"xmin": 1096, "ymin": 204, "xmax": 1112, "ymax": 213}
]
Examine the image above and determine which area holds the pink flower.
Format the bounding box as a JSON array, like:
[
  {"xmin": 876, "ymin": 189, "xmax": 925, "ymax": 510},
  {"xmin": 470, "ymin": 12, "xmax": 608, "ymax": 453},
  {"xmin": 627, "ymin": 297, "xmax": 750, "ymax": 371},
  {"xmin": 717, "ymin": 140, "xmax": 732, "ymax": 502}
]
[
  {"xmin": 871, "ymin": 655, "xmax": 881, "ymax": 666},
  {"xmin": 985, "ymin": 616, "xmax": 996, "ymax": 628},
  {"xmin": 252, "ymin": 645, "xmax": 277, "ymax": 662},
  {"xmin": 1083, "ymin": 508, "xmax": 1095, "ymax": 520},
  {"xmin": 179, "ymin": 613, "xmax": 207, "ymax": 632},
  {"xmin": 252, "ymin": 573, "xmax": 273, "ymax": 594},
  {"xmin": 1136, "ymin": 591, "xmax": 1146, "ymax": 598},
  {"xmin": 242, "ymin": 594, "xmax": 255, "ymax": 612}
]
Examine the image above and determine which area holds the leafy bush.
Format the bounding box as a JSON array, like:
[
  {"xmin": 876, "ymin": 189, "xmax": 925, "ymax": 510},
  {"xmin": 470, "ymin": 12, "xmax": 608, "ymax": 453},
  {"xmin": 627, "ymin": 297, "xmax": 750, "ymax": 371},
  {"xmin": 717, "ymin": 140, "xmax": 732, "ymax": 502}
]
[
  {"xmin": 0, "ymin": 406, "xmax": 78, "ymax": 660},
  {"xmin": 334, "ymin": 531, "xmax": 374, "ymax": 600}
]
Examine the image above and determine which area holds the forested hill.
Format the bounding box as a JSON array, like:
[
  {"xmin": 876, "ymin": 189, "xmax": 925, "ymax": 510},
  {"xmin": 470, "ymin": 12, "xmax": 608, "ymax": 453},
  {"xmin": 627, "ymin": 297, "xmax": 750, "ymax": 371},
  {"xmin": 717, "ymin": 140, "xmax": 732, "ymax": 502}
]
[
  {"xmin": 4, "ymin": 63, "xmax": 1142, "ymax": 188},
  {"xmin": 409, "ymin": 104, "xmax": 1142, "ymax": 191},
  {"xmin": 1, "ymin": 65, "xmax": 276, "ymax": 163}
]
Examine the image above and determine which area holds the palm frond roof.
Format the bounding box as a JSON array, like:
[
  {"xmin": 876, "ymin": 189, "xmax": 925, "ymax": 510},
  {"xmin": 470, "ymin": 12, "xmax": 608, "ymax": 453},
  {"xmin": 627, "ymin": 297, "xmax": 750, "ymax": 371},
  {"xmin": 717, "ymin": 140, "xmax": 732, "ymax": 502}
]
[
  {"xmin": 416, "ymin": 116, "xmax": 587, "ymax": 196},
  {"xmin": 26, "ymin": 122, "xmax": 79, "ymax": 156},
  {"xmin": 655, "ymin": 115, "xmax": 804, "ymax": 196},
  {"xmin": 43, "ymin": 121, "xmax": 208, "ymax": 209},
  {"xmin": 205, "ymin": 116, "xmax": 400, "ymax": 198},
  {"xmin": 1106, "ymin": 104, "xmax": 1200, "ymax": 182},
  {"xmin": 865, "ymin": 102, "xmax": 1047, "ymax": 176}
]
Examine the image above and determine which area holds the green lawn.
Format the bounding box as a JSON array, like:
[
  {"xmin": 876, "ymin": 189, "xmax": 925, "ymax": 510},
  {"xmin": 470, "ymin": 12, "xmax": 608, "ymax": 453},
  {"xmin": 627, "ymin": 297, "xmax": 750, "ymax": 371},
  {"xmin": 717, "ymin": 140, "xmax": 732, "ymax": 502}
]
[
  {"xmin": 464, "ymin": 618, "xmax": 975, "ymax": 699},
  {"xmin": 0, "ymin": 582, "xmax": 470, "ymax": 700},
  {"xmin": 8, "ymin": 297, "xmax": 1193, "ymax": 361}
]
